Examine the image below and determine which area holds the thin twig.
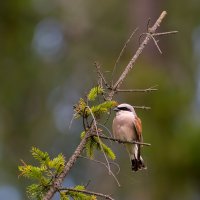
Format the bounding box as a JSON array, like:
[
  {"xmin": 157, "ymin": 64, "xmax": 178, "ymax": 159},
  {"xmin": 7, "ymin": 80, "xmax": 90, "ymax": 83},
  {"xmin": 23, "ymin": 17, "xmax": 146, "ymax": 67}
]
[
  {"xmin": 116, "ymin": 85, "xmax": 158, "ymax": 93},
  {"xmin": 117, "ymin": 89, "xmax": 157, "ymax": 92},
  {"xmin": 146, "ymin": 18, "xmax": 151, "ymax": 31},
  {"xmin": 133, "ymin": 106, "xmax": 151, "ymax": 110},
  {"xmin": 95, "ymin": 62, "xmax": 110, "ymax": 89},
  {"xmin": 98, "ymin": 123, "xmax": 113, "ymax": 137},
  {"xmin": 90, "ymin": 134, "xmax": 151, "ymax": 146},
  {"xmin": 84, "ymin": 180, "xmax": 91, "ymax": 189},
  {"xmin": 153, "ymin": 31, "xmax": 178, "ymax": 36},
  {"xmin": 86, "ymin": 106, "xmax": 112, "ymax": 174},
  {"xmin": 148, "ymin": 33, "xmax": 162, "ymax": 54},
  {"xmin": 112, "ymin": 28, "xmax": 139, "ymax": 85},
  {"xmin": 139, "ymin": 32, "xmax": 162, "ymax": 54},
  {"xmin": 82, "ymin": 107, "xmax": 87, "ymax": 131},
  {"xmin": 69, "ymin": 115, "xmax": 75, "ymax": 129},
  {"xmin": 60, "ymin": 188, "xmax": 115, "ymax": 200},
  {"xmin": 79, "ymin": 155, "xmax": 121, "ymax": 186}
]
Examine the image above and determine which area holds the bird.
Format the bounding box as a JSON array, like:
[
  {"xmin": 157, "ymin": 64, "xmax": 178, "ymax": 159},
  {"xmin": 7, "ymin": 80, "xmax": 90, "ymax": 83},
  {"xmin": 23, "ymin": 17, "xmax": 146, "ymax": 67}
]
[{"xmin": 112, "ymin": 103, "xmax": 146, "ymax": 171}]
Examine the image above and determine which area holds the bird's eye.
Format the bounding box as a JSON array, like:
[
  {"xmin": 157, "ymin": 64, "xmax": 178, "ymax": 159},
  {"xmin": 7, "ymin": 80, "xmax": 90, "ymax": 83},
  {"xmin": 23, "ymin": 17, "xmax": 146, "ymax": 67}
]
[{"xmin": 119, "ymin": 107, "xmax": 131, "ymax": 111}]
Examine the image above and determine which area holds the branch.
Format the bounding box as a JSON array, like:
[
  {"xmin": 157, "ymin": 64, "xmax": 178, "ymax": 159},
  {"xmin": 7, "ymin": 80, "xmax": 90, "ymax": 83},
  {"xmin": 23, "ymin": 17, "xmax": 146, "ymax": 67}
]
[
  {"xmin": 42, "ymin": 10, "xmax": 168, "ymax": 200},
  {"xmin": 116, "ymin": 86, "xmax": 158, "ymax": 93},
  {"xmin": 95, "ymin": 62, "xmax": 111, "ymax": 89},
  {"xmin": 133, "ymin": 106, "xmax": 151, "ymax": 110},
  {"xmin": 152, "ymin": 30, "xmax": 178, "ymax": 36},
  {"xmin": 60, "ymin": 188, "xmax": 115, "ymax": 200},
  {"xmin": 90, "ymin": 134, "xmax": 151, "ymax": 146},
  {"xmin": 107, "ymin": 11, "xmax": 168, "ymax": 100},
  {"xmin": 43, "ymin": 130, "xmax": 92, "ymax": 200}
]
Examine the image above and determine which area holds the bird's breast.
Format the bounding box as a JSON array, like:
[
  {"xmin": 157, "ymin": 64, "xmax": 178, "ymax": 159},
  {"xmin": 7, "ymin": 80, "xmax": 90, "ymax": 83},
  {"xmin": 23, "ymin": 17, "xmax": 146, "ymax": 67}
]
[{"xmin": 112, "ymin": 113, "xmax": 137, "ymax": 142}]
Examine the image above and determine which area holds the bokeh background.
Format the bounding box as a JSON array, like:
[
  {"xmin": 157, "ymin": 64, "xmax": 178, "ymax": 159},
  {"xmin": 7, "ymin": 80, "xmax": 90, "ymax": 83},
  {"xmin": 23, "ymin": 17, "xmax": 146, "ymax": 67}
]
[{"xmin": 1, "ymin": 0, "xmax": 200, "ymax": 199}]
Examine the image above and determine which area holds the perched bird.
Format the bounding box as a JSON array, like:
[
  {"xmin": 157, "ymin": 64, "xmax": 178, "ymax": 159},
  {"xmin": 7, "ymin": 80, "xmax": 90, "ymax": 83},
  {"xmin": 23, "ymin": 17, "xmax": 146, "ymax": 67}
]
[{"xmin": 112, "ymin": 103, "xmax": 146, "ymax": 171}]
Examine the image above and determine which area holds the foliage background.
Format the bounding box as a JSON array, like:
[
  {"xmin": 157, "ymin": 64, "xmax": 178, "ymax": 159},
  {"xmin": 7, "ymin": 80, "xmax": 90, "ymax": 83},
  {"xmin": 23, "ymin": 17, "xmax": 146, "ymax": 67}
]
[{"xmin": 1, "ymin": 0, "xmax": 200, "ymax": 199}]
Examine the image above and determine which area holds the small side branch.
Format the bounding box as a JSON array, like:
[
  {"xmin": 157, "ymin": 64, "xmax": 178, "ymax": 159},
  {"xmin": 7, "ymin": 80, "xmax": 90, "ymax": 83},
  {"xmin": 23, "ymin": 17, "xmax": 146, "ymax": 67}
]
[
  {"xmin": 116, "ymin": 86, "xmax": 158, "ymax": 93},
  {"xmin": 95, "ymin": 62, "xmax": 111, "ymax": 89},
  {"xmin": 153, "ymin": 31, "xmax": 178, "ymax": 36},
  {"xmin": 60, "ymin": 188, "xmax": 115, "ymax": 200},
  {"xmin": 90, "ymin": 134, "xmax": 151, "ymax": 146},
  {"xmin": 133, "ymin": 106, "xmax": 151, "ymax": 110},
  {"xmin": 107, "ymin": 11, "xmax": 178, "ymax": 101}
]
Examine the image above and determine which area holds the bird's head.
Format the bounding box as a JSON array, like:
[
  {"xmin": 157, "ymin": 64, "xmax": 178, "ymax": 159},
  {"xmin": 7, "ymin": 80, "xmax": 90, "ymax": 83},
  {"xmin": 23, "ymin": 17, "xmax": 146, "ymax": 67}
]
[{"xmin": 113, "ymin": 103, "xmax": 135, "ymax": 114}]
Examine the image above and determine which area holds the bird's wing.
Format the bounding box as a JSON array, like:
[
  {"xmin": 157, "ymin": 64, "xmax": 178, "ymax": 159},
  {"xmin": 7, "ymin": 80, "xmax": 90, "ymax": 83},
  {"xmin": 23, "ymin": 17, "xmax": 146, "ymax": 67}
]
[
  {"xmin": 133, "ymin": 116, "xmax": 143, "ymax": 161},
  {"xmin": 133, "ymin": 116, "xmax": 143, "ymax": 142}
]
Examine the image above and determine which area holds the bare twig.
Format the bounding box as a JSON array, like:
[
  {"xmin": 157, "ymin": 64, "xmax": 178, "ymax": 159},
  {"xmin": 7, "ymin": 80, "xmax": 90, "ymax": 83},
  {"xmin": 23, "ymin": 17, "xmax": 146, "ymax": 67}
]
[
  {"xmin": 95, "ymin": 62, "xmax": 110, "ymax": 89},
  {"xmin": 153, "ymin": 31, "xmax": 178, "ymax": 36},
  {"xmin": 133, "ymin": 106, "xmax": 151, "ymax": 110},
  {"xmin": 79, "ymin": 155, "xmax": 121, "ymax": 186},
  {"xmin": 146, "ymin": 18, "xmax": 151, "ymax": 31},
  {"xmin": 97, "ymin": 122, "xmax": 113, "ymax": 137},
  {"xmin": 117, "ymin": 89, "xmax": 157, "ymax": 92},
  {"xmin": 86, "ymin": 106, "xmax": 112, "ymax": 174},
  {"xmin": 90, "ymin": 134, "xmax": 151, "ymax": 146},
  {"xmin": 107, "ymin": 11, "xmax": 169, "ymax": 101},
  {"xmin": 82, "ymin": 107, "xmax": 87, "ymax": 131},
  {"xmin": 60, "ymin": 187, "xmax": 115, "ymax": 200},
  {"xmin": 69, "ymin": 115, "xmax": 75, "ymax": 129},
  {"xmin": 139, "ymin": 32, "xmax": 162, "ymax": 54},
  {"xmin": 116, "ymin": 85, "xmax": 158, "ymax": 93},
  {"xmin": 148, "ymin": 33, "xmax": 162, "ymax": 54},
  {"xmin": 84, "ymin": 180, "xmax": 91, "ymax": 188},
  {"xmin": 112, "ymin": 28, "xmax": 139, "ymax": 85}
]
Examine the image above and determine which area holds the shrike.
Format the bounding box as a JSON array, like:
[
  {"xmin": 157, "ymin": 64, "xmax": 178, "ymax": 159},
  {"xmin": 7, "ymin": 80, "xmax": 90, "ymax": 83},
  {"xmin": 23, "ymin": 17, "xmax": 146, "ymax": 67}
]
[{"xmin": 112, "ymin": 103, "xmax": 146, "ymax": 171}]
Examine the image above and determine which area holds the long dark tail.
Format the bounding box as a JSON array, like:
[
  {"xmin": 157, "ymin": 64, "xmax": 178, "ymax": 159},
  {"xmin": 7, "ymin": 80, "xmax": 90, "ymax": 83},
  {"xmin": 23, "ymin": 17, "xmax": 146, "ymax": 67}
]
[
  {"xmin": 131, "ymin": 144, "xmax": 146, "ymax": 171},
  {"xmin": 131, "ymin": 157, "xmax": 146, "ymax": 171}
]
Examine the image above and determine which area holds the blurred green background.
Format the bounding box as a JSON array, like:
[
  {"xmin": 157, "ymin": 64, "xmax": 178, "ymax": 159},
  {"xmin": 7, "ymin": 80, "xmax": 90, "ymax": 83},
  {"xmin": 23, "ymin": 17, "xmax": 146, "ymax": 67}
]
[{"xmin": 1, "ymin": 0, "xmax": 200, "ymax": 199}]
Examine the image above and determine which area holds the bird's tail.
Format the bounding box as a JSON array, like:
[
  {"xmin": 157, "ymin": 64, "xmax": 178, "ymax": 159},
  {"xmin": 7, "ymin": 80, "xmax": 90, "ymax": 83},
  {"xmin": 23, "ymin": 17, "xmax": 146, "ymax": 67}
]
[
  {"xmin": 131, "ymin": 157, "xmax": 146, "ymax": 171},
  {"xmin": 131, "ymin": 144, "xmax": 146, "ymax": 171}
]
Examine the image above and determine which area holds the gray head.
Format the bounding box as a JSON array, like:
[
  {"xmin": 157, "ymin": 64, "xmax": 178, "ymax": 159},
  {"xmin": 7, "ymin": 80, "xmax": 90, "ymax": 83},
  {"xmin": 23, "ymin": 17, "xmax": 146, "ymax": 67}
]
[{"xmin": 113, "ymin": 103, "xmax": 135, "ymax": 113}]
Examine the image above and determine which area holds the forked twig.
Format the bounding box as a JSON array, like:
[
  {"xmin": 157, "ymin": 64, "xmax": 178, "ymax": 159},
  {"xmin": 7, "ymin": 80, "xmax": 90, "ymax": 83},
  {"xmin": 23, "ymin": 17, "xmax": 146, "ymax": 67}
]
[
  {"xmin": 149, "ymin": 33, "xmax": 162, "ymax": 54},
  {"xmin": 80, "ymin": 155, "xmax": 121, "ymax": 187},
  {"xmin": 107, "ymin": 11, "xmax": 178, "ymax": 101},
  {"xmin": 95, "ymin": 62, "xmax": 110, "ymax": 89}
]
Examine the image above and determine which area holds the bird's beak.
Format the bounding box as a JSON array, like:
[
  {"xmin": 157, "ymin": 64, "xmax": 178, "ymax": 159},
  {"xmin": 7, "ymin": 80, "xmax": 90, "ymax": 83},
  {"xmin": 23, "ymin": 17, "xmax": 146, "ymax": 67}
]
[{"xmin": 113, "ymin": 107, "xmax": 119, "ymax": 112}]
